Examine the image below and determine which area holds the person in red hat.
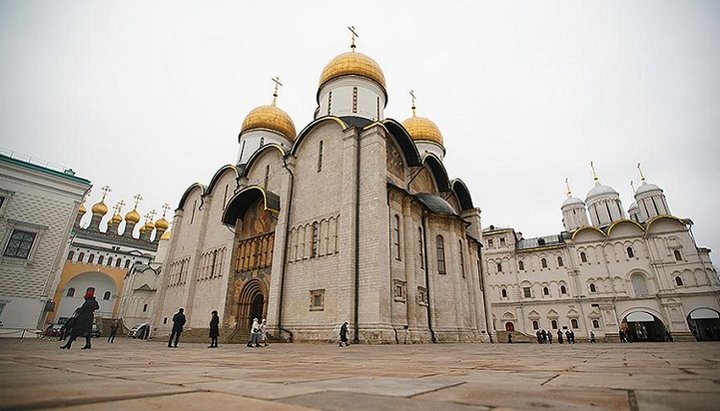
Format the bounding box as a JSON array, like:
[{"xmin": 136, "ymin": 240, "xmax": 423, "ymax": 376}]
[{"xmin": 60, "ymin": 287, "xmax": 100, "ymax": 350}]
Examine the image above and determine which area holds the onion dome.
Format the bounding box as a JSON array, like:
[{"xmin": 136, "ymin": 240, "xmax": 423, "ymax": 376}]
[
  {"xmin": 629, "ymin": 201, "xmax": 639, "ymax": 212},
  {"xmin": 154, "ymin": 217, "xmax": 169, "ymax": 230},
  {"xmin": 109, "ymin": 212, "xmax": 122, "ymax": 225},
  {"xmin": 240, "ymin": 105, "xmax": 296, "ymax": 141},
  {"xmin": 635, "ymin": 182, "xmax": 661, "ymax": 195},
  {"xmin": 125, "ymin": 209, "xmax": 141, "ymax": 224},
  {"xmin": 78, "ymin": 203, "xmax": 87, "ymax": 215},
  {"xmin": 142, "ymin": 219, "xmax": 155, "ymax": 231},
  {"xmin": 403, "ymin": 116, "xmax": 444, "ymax": 146},
  {"xmin": 160, "ymin": 230, "xmax": 172, "ymax": 241},
  {"xmin": 91, "ymin": 200, "xmax": 108, "ymax": 216},
  {"xmin": 319, "ymin": 51, "xmax": 386, "ymax": 90},
  {"xmin": 586, "ymin": 182, "xmax": 619, "ymax": 202},
  {"xmin": 562, "ymin": 196, "xmax": 585, "ymax": 208}
]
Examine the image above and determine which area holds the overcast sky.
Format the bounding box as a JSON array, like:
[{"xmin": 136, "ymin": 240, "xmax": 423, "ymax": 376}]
[{"xmin": 1, "ymin": 1, "xmax": 718, "ymax": 255}]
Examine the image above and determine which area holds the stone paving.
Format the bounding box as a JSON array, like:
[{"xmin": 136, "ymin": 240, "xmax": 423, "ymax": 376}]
[{"xmin": 0, "ymin": 338, "xmax": 719, "ymax": 410}]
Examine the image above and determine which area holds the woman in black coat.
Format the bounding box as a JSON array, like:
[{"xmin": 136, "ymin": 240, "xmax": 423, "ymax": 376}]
[
  {"xmin": 208, "ymin": 310, "xmax": 219, "ymax": 348},
  {"xmin": 60, "ymin": 287, "xmax": 100, "ymax": 350}
]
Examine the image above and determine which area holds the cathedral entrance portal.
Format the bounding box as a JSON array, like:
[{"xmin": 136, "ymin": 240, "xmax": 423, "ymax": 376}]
[
  {"xmin": 237, "ymin": 279, "xmax": 266, "ymax": 332},
  {"xmin": 687, "ymin": 308, "xmax": 720, "ymax": 341},
  {"xmin": 621, "ymin": 311, "xmax": 666, "ymax": 342}
]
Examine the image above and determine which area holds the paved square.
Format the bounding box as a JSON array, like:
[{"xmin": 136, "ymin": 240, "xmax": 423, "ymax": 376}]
[{"xmin": 0, "ymin": 338, "xmax": 718, "ymax": 410}]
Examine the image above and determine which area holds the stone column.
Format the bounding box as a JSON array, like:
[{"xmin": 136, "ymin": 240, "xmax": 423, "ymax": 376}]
[{"xmin": 401, "ymin": 196, "xmax": 418, "ymax": 338}]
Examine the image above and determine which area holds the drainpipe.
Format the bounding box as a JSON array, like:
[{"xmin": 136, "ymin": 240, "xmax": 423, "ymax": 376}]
[
  {"xmin": 477, "ymin": 243, "xmax": 493, "ymax": 342},
  {"xmin": 422, "ymin": 213, "xmax": 437, "ymax": 343},
  {"xmin": 353, "ymin": 128, "xmax": 361, "ymax": 344},
  {"xmin": 277, "ymin": 156, "xmax": 295, "ymax": 341}
]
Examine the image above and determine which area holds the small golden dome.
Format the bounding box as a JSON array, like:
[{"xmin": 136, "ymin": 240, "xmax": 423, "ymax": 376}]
[
  {"xmin": 155, "ymin": 217, "xmax": 169, "ymax": 230},
  {"xmin": 241, "ymin": 105, "xmax": 296, "ymax": 141},
  {"xmin": 402, "ymin": 116, "xmax": 444, "ymax": 146},
  {"xmin": 160, "ymin": 230, "xmax": 172, "ymax": 241},
  {"xmin": 125, "ymin": 209, "xmax": 141, "ymax": 224},
  {"xmin": 78, "ymin": 203, "xmax": 87, "ymax": 215},
  {"xmin": 143, "ymin": 220, "xmax": 155, "ymax": 230},
  {"xmin": 91, "ymin": 201, "xmax": 108, "ymax": 216},
  {"xmin": 319, "ymin": 51, "xmax": 386, "ymax": 90},
  {"xmin": 109, "ymin": 212, "xmax": 122, "ymax": 225}
]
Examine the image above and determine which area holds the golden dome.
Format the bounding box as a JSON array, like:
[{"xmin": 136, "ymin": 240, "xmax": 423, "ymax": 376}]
[
  {"xmin": 109, "ymin": 212, "xmax": 122, "ymax": 225},
  {"xmin": 241, "ymin": 105, "xmax": 296, "ymax": 141},
  {"xmin": 160, "ymin": 230, "xmax": 172, "ymax": 241},
  {"xmin": 125, "ymin": 209, "xmax": 141, "ymax": 224},
  {"xmin": 91, "ymin": 201, "xmax": 108, "ymax": 215},
  {"xmin": 402, "ymin": 116, "xmax": 444, "ymax": 146},
  {"xmin": 78, "ymin": 203, "xmax": 87, "ymax": 215},
  {"xmin": 319, "ymin": 51, "xmax": 386, "ymax": 90},
  {"xmin": 155, "ymin": 217, "xmax": 169, "ymax": 230},
  {"xmin": 143, "ymin": 220, "xmax": 155, "ymax": 230}
]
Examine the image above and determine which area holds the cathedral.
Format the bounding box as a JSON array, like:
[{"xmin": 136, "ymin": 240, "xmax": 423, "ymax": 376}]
[
  {"xmin": 482, "ymin": 167, "xmax": 720, "ymax": 342},
  {"xmin": 152, "ymin": 36, "xmax": 490, "ymax": 343}
]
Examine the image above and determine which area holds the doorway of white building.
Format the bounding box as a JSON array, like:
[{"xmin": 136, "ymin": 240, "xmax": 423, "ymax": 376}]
[
  {"xmin": 687, "ymin": 308, "xmax": 720, "ymax": 341},
  {"xmin": 621, "ymin": 311, "xmax": 666, "ymax": 342}
]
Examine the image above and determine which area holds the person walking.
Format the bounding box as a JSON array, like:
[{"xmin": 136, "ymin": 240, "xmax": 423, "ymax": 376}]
[
  {"xmin": 540, "ymin": 329, "xmax": 546, "ymax": 344},
  {"xmin": 260, "ymin": 319, "xmax": 269, "ymax": 347},
  {"xmin": 60, "ymin": 287, "xmax": 99, "ymax": 350},
  {"xmin": 247, "ymin": 318, "xmax": 261, "ymax": 347},
  {"xmin": 107, "ymin": 320, "xmax": 119, "ymax": 343},
  {"xmin": 208, "ymin": 310, "xmax": 219, "ymax": 348},
  {"xmin": 569, "ymin": 330, "xmax": 576, "ymax": 344},
  {"xmin": 547, "ymin": 330, "xmax": 553, "ymax": 344},
  {"xmin": 557, "ymin": 329, "xmax": 563, "ymax": 344},
  {"xmin": 565, "ymin": 330, "xmax": 571, "ymax": 344},
  {"xmin": 536, "ymin": 330, "xmax": 542, "ymax": 344},
  {"xmin": 590, "ymin": 331, "xmax": 596, "ymax": 343},
  {"xmin": 665, "ymin": 330, "xmax": 674, "ymax": 342},
  {"xmin": 168, "ymin": 308, "xmax": 186, "ymax": 348},
  {"xmin": 339, "ymin": 321, "xmax": 350, "ymax": 347},
  {"xmin": 507, "ymin": 332, "xmax": 513, "ymax": 343}
]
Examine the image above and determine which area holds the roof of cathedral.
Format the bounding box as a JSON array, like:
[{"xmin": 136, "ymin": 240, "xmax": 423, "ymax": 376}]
[
  {"xmin": 562, "ymin": 196, "xmax": 585, "ymax": 208},
  {"xmin": 586, "ymin": 182, "xmax": 619, "ymax": 201},
  {"xmin": 319, "ymin": 51, "xmax": 386, "ymax": 90},
  {"xmin": 241, "ymin": 104, "xmax": 297, "ymax": 141},
  {"xmin": 635, "ymin": 181, "xmax": 662, "ymax": 195},
  {"xmin": 415, "ymin": 193, "xmax": 457, "ymax": 216}
]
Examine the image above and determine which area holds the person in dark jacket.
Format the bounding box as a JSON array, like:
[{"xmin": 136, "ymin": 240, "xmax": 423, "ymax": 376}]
[
  {"xmin": 60, "ymin": 287, "xmax": 100, "ymax": 350},
  {"xmin": 339, "ymin": 321, "xmax": 349, "ymax": 347},
  {"xmin": 107, "ymin": 320, "xmax": 119, "ymax": 343},
  {"xmin": 208, "ymin": 310, "xmax": 219, "ymax": 348},
  {"xmin": 168, "ymin": 308, "xmax": 186, "ymax": 348}
]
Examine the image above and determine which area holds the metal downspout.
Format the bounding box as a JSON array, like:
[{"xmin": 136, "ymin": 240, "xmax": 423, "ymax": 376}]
[
  {"xmin": 422, "ymin": 213, "xmax": 437, "ymax": 343},
  {"xmin": 353, "ymin": 128, "xmax": 361, "ymax": 344},
  {"xmin": 278, "ymin": 156, "xmax": 295, "ymax": 341}
]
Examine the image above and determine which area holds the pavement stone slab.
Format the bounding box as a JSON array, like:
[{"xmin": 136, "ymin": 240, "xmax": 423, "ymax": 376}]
[{"xmin": 278, "ymin": 391, "xmax": 488, "ymax": 411}]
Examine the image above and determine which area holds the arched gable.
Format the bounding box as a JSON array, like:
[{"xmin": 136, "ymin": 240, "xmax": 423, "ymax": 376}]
[
  {"xmin": 606, "ymin": 219, "xmax": 645, "ymax": 238},
  {"xmin": 646, "ymin": 215, "xmax": 688, "ymax": 233},
  {"xmin": 381, "ymin": 119, "xmax": 421, "ymax": 166},
  {"xmin": 207, "ymin": 165, "xmax": 239, "ymax": 195},
  {"xmin": 451, "ymin": 179, "xmax": 474, "ymax": 210},
  {"xmin": 222, "ymin": 185, "xmax": 280, "ymax": 226},
  {"xmin": 571, "ymin": 226, "xmax": 607, "ymax": 242},
  {"xmin": 422, "ymin": 153, "xmax": 451, "ymax": 192},
  {"xmin": 290, "ymin": 117, "xmax": 347, "ymax": 156},
  {"xmin": 241, "ymin": 143, "xmax": 286, "ymax": 178},
  {"xmin": 177, "ymin": 183, "xmax": 206, "ymax": 210}
]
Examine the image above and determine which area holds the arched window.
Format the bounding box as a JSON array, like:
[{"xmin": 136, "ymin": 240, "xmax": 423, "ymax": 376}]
[
  {"xmin": 98, "ymin": 255, "xmax": 104, "ymax": 265},
  {"xmin": 580, "ymin": 252, "xmax": 587, "ymax": 263},
  {"xmin": 501, "ymin": 289, "xmax": 507, "ymax": 298},
  {"xmin": 67, "ymin": 251, "xmax": 74, "ymax": 260},
  {"xmin": 259, "ymin": 137, "xmax": 265, "ymax": 147},
  {"xmin": 541, "ymin": 258, "xmax": 547, "ymax": 269},
  {"xmin": 532, "ymin": 320, "xmax": 539, "ymax": 330},
  {"xmin": 317, "ymin": 140, "xmax": 324, "ymax": 172},
  {"xmin": 88, "ymin": 254, "xmax": 95, "ymax": 264},
  {"xmin": 626, "ymin": 247, "xmax": 634, "ymax": 258},
  {"xmin": 77, "ymin": 252, "xmax": 84, "ymax": 262},
  {"xmin": 631, "ymin": 274, "xmax": 649, "ymax": 296},
  {"xmin": 458, "ymin": 240, "xmax": 465, "ymax": 278},
  {"xmin": 124, "ymin": 259, "xmax": 131, "ymax": 268},
  {"xmin": 66, "ymin": 287, "xmax": 75, "ymax": 297},
  {"xmin": 107, "ymin": 257, "xmax": 113, "ymax": 266},
  {"xmin": 115, "ymin": 258, "xmax": 122, "ymax": 267},
  {"xmin": 560, "ymin": 285, "xmax": 567, "ymax": 294},
  {"xmin": 543, "ymin": 287, "xmax": 549, "ymax": 296},
  {"xmin": 674, "ymin": 250, "xmax": 682, "ymax": 261},
  {"xmin": 518, "ymin": 261, "xmax": 524, "ymax": 271},
  {"xmin": 571, "ymin": 319, "xmax": 579, "ymax": 329},
  {"xmin": 103, "ymin": 291, "xmax": 111, "ymax": 300},
  {"xmin": 435, "ymin": 236, "xmax": 446, "ymax": 274},
  {"xmin": 551, "ymin": 320, "xmax": 558, "ymax": 329},
  {"xmin": 675, "ymin": 276, "xmax": 683, "ymax": 286},
  {"xmin": 557, "ymin": 256, "xmax": 564, "ymax": 267},
  {"xmin": 143, "ymin": 303, "xmax": 148, "ymax": 312},
  {"xmin": 496, "ymin": 262, "xmax": 502, "ymax": 273},
  {"xmin": 392, "ymin": 215, "xmax": 401, "ymax": 260},
  {"xmin": 592, "ymin": 319, "xmax": 600, "ymax": 328},
  {"xmin": 264, "ymin": 165, "xmax": 270, "ymax": 188},
  {"xmin": 589, "ymin": 283, "xmax": 597, "ymax": 293},
  {"xmin": 311, "ymin": 222, "xmax": 319, "ymax": 258}
]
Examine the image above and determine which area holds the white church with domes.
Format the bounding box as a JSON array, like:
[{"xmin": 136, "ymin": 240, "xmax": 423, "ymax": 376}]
[
  {"xmin": 152, "ymin": 35, "xmax": 490, "ymax": 343},
  {"xmin": 483, "ymin": 166, "xmax": 720, "ymax": 343}
]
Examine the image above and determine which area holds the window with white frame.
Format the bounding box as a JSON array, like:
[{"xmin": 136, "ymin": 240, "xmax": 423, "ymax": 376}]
[
  {"xmin": 310, "ymin": 289, "xmax": 325, "ymax": 310},
  {"xmin": 3, "ymin": 229, "xmax": 36, "ymax": 259}
]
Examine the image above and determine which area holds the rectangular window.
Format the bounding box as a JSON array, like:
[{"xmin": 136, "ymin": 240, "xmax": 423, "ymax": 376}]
[
  {"xmin": 310, "ymin": 289, "xmax": 325, "ymax": 311},
  {"xmin": 488, "ymin": 239, "xmax": 494, "ymax": 248},
  {"xmin": 88, "ymin": 254, "xmax": 95, "ymax": 264},
  {"xmin": 98, "ymin": 255, "xmax": 104, "ymax": 265},
  {"xmin": 417, "ymin": 286, "xmax": 427, "ymax": 305},
  {"xmin": 393, "ymin": 279, "xmax": 406, "ymax": 301},
  {"xmin": 393, "ymin": 215, "xmax": 401, "ymax": 260},
  {"xmin": 523, "ymin": 287, "xmax": 532, "ymax": 298},
  {"xmin": 436, "ymin": 235, "xmax": 446, "ymax": 274},
  {"xmin": 3, "ymin": 230, "xmax": 36, "ymax": 259},
  {"xmin": 499, "ymin": 238, "xmax": 506, "ymax": 246}
]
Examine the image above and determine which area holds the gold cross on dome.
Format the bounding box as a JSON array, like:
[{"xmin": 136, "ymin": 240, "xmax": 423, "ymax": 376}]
[
  {"xmin": 271, "ymin": 76, "xmax": 282, "ymax": 106},
  {"xmin": 590, "ymin": 161, "xmax": 599, "ymax": 182},
  {"xmin": 565, "ymin": 178, "xmax": 572, "ymax": 197},
  {"xmin": 114, "ymin": 200, "xmax": 126, "ymax": 214},
  {"xmin": 637, "ymin": 163, "xmax": 646, "ymax": 182},
  {"xmin": 132, "ymin": 194, "xmax": 143, "ymax": 209},
  {"xmin": 161, "ymin": 203, "xmax": 171, "ymax": 217},
  {"xmin": 100, "ymin": 185, "xmax": 112, "ymax": 200},
  {"xmin": 348, "ymin": 26, "xmax": 359, "ymax": 50},
  {"xmin": 630, "ymin": 180, "xmax": 636, "ymax": 193},
  {"xmin": 410, "ymin": 90, "xmax": 417, "ymax": 116},
  {"xmin": 147, "ymin": 209, "xmax": 157, "ymax": 222}
]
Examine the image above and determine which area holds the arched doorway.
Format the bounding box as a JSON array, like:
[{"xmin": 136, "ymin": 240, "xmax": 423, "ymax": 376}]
[
  {"xmin": 505, "ymin": 322, "xmax": 515, "ymax": 332},
  {"xmin": 687, "ymin": 308, "xmax": 720, "ymax": 341},
  {"xmin": 237, "ymin": 280, "xmax": 266, "ymax": 331},
  {"xmin": 621, "ymin": 311, "xmax": 666, "ymax": 342}
]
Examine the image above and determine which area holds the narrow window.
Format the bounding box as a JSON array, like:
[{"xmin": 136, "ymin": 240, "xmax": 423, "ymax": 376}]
[
  {"xmin": 66, "ymin": 287, "xmax": 75, "ymax": 297},
  {"xmin": 459, "ymin": 240, "xmax": 465, "ymax": 278},
  {"xmin": 496, "ymin": 262, "xmax": 502, "ymax": 272},
  {"xmin": 589, "ymin": 283, "xmax": 596, "ymax": 293},
  {"xmin": 673, "ymin": 250, "xmax": 682, "ymax": 261},
  {"xmin": 436, "ymin": 235, "xmax": 446, "ymax": 274},
  {"xmin": 3, "ymin": 229, "xmax": 36, "ymax": 259},
  {"xmin": 418, "ymin": 227, "xmax": 424, "ymax": 269},
  {"xmin": 626, "ymin": 247, "xmax": 634, "ymax": 258},
  {"xmin": 317, "ymin": 140, "xmax": 324, "ymax": 172},
  {"xmin": 393, "ymin": 215, "xmax": 401, "ymax": 260},
  {"xmin": 518, "ymin": 261, "xmax": 524, "ymax": 271},
  {"xmin": 88, "ymin": 254, "xmax": 95, "ymax": 264},
  {"xmin": 98, "ymin": 256, "xmax": 104, "ymax": 265},
  {"xmin": 239, "ymin": 140, "xmax": 246, "ymax": 161},
  {"xmin": 523, "ymin": 287, "xmax": 532, "ymax": 298},
  {"xmin": 264, "ymin": 165, "xmax": 270, "ymax": 188},
  {"xmin": 67, "ymin": 251, "xmax": 74, "ymax": 261},
  {"xmin": 532, "ymin": 320, "xmax": 539, "ymax": 330},
  {"xmin": 124, "ymin": 260, "xmax": 131, "ymax": 268},
  {"xmin": 592, "ymin": 319, "xmax": 600, "ymax": 328},
  {"xmin": 376, "ymin": 96, "xmax": 380, "ymax": 119},
  {"xmin": 78, "ymin": 252, "xmax": 85, "ymax": 262},
  {"xmin": 500, "ymin": 238, "xmax": 506, "ymax": 247},
  {"xmin": 551, "ymin": 320, "xmax": 558, "ymax": 329},
  {"xmin": 115, "ymin": 258, "xmax": 122, "ymax": 267},
  {"xmin": 259, "ymin": 137, "xmax": 265, "ymax": 147},
  {"xmin": 327, "ymin": 91, "xmax": 332, "ymax": 115},
  {"xmin": 143, "ymin": 304, "xmax": 148, "ymax": 312},
  {"xmin": 191, "ymin": 200, "xmax": 197, "ymax": 224},
  {"xmin": 223, "ymin": 184, "xmax": 229, "ymax": 207},
  {"xmin": 571, "ymin": 319, "xmax": 579, "ymax": 329},
  {"xmin": 311, "ymin": 222, "xmax": 319, "ymax": 258},
  {"xmin": 107, "ymin": 257, "xmax": 113, "ymax": 266},
  {"xmin": 541, "ymin": 258, "xmax": 547, "ymax": 269},
  {"xmin": 488, "ymin": 239, "xmax": 494, "ymax": 248},
  {"xmin": 557, "ymin": 256, "xmax": 564, "ymax": 267},
  {"xmin": 501, "ymin": 289, "xmax": 507, "ymax": 298},
  {"xmin": 103, "ymin": 291, "xmax": 111, "ymax": 300},
  {"xmin": 560, "ymin": 285, "xmax": 567, "ymax": 294},
  {"xmin": 352, "ymin": 87, "xmax": 358, "ymax": 113},
  {"xmin": 543, "ymin": 287, "xmax": 549, "ymax": 296},
  {"xmin": 674, "ymin": 276, "xmax": 683, "ymax": 286},
  {"xmin": 580, "ymin": 252, "xmax": 587, "ymax": 263}
]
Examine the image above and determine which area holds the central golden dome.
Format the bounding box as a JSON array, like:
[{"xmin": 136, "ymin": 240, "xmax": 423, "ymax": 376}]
[
  {"xmin": 91, "ymin": 201, "xmax": 108, "ymax": 216},
  {"xmin": 402, "ymin": 116, "xmax": 444, "ymax": 146},
  {"xmin": 155, "ymin": 217, "xmax": 169, "ymax": 230},
  {"xmin": 319, "ymin": 51, "xmax": 386, "ymax": 90},
  {"xmin": 241, "ymin": 105, "xmax": 296, "ymax": 141},
  {"xmin": 125, "ymin": 209, "xmax": 141, "ymax": 224}
]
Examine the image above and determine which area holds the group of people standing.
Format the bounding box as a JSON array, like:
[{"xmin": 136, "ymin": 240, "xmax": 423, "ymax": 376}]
[
  {"xmin": 534, "ymin": 329, "xmax": 579, "ymax": 344},
  {"xmin": 246, "ymin": 318, "xmax": 269, "ymax": 348}
]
